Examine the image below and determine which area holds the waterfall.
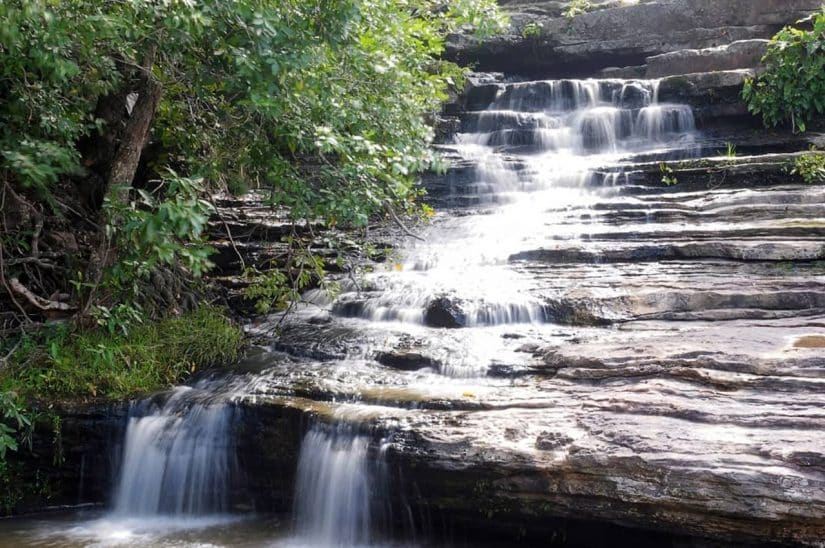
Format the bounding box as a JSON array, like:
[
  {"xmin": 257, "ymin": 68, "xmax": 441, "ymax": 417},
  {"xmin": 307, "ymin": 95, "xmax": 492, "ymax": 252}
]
[
  {"xmin": 112, "ymin": 386, "xmax": 237, "ymax": 517},
  {"xmin": 291, "ymin": 424, "xmax": 390, "ymax": 547},
  {"xmin": 100, "ymin": 76, "xmax": 704, "ymax": 544},
  {"xmin": 321, "ymin": 77, "xmax": 700, "ymax": 336}
]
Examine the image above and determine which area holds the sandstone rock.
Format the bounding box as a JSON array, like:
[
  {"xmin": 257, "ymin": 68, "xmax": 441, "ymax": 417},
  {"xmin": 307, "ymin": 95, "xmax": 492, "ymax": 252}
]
[
  {"xmin": 446, "ymin": 0, "xmax": 821, "ymax": 77},
  {"xmin": 646, "ymin": 39, "xmax": 770, "ymax": 78}
]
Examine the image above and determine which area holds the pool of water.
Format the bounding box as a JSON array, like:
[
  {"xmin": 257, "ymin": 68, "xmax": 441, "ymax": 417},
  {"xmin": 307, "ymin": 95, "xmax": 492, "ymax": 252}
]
[{"xmin": 0, "ymin": 510, "xmax": 508, "ymax": 548}]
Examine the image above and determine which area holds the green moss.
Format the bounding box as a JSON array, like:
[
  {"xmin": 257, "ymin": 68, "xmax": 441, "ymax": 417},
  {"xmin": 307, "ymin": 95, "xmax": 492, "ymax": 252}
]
[{"xmin": 0, "ymin": 306, "xmax": 243, "ymax": 401}]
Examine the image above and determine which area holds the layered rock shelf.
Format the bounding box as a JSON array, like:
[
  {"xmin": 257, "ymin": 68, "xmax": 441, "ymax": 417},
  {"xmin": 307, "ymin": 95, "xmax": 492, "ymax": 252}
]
[
  {"xmin": 445, "ymin": 0, "xmax": 822, "ymax": 78},
  {"xmin": 21, "ymin": 1, "xmax": 825, "ymax": 546},
  {"xmin": 232, "ymin": 3, "xmax": 825, "ymax": 543}
]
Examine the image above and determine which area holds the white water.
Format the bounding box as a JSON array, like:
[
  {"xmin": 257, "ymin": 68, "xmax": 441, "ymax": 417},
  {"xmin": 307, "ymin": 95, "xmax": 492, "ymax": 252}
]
[
  {"xmin": 112, "ymin": 386, "xmax": 237, "ymax": 517},
  {"xmin": 322, "ymin": 77, "xmax": 699, "ymax": 350},
  {"xmin": 291, "ymin": 425, "xmax": 389, "ymax": 548}
]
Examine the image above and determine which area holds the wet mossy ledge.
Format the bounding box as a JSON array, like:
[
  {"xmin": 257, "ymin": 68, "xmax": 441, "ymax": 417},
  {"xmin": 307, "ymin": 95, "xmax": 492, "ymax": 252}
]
[{"xmin": 0, "ymin": 305, "xmax": 243, "ymax": 402}]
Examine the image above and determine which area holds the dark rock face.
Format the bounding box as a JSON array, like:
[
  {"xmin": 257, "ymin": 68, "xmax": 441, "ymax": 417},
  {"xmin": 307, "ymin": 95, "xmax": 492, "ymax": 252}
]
[
  {"xmin": 446, "ymin": 0, "xmax": 821, "ymax": 78},
  {"xmin": 375, "ymin": 350, "xmax": 440, "ymax": 371},
  {"xmin": 615, "ymin": 82, "xmax": 649, "ymax": 110},
  {"xmin": 656, "ymin": 69, "xmax": 755, "ymax": 125},
  {"xmin": 230, "ymin": 403, "xmax": 307, "ymax": 513},
  {"xmin": 424, "ymin": 296, "xmax": 467, "ymax": 328},
  {"xmin": 6, "ymin": 402, "xmax": 127, "ymax": 514}
]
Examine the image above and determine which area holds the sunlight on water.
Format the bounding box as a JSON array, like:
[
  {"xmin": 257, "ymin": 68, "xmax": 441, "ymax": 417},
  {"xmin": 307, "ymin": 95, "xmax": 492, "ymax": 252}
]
[
  {"xmin": 315, "ymin": 77, "xmax": 700, "ymax": 366},
  {"xmin": 1, "ymin": 76, "xmax": 704, "ymax": 548}
]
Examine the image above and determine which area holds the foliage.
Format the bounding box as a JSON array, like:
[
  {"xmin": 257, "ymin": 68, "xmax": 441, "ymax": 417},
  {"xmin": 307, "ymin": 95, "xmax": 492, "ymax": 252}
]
[
  {"xmin": 725, "ymin": 143, "xmax": 737, "ymax": 158},
  {"xmin": 243, "ymin": 234, "xmax": 343, "ymax": 315},
  {"xmin": 563, "ymin": 0, "xmax": 593, "ymax": 18},
  {"xmin": 0, "ymin": 306, "xmax": 242, "ymax": 400},
  {"xmin": 659, "ymin": 162, "xmax": 679, "ymax": 186},
  {"xmin": 102, "ymin": 169, "xmax": 215, "ymax": 300},
  {"xmin": 521, "ymin": 22, "xmax": 543, "ymax": 39},
  {"xmin": 0, "ymin": 392, "xmax": 31, "ymax": 461},
  {"xmin": 0, "ymin": 0, "xmax": 507, "ymax": 329},
  {"xmin": 0, "ymin": 391, "xmax": 34, "ymax": 508},
  {"xmin": 0, "ymin": 0, "xmax": 505, "ymax": 221},
  {"xmin": 742, "ymin": 9, "xmax": 825, "ymax": 132},
  {"xmin": 792, "ymin": 149, "xmax": 825, "ymax": 183},
  {"xmin": 0, "ymin": 1, "xmax": 122, "ymax": 195}
]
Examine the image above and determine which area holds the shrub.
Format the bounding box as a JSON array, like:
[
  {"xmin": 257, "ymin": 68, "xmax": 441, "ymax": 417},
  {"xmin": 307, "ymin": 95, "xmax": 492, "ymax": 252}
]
[
  {"xmin": 742, "ymin": 9, "xmax": 825, "ymax": 132},
  {"xmin": 792, "ymin": 150, "xmax": 825, "ymax": 183}
]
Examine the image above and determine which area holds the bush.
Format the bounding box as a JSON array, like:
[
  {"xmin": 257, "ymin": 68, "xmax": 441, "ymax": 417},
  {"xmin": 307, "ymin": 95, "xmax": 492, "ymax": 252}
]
[
  {"xmin": 743, "ymin": 9, "xmax": 825, "ymax": 132},
  {"xmin": 563, "ymin": 0, "xmax": 593, "ymax": 18},
  {"xmin": 792, "ymin": 150, "xmax": 825, "ymax": 183}
]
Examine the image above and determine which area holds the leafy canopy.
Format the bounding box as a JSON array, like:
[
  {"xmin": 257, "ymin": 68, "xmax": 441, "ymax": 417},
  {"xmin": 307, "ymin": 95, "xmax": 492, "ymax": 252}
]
[
  {"xmin": 0, "ymin": 0, "xmax": 506, "ymax": 329},
  {"xmin": 1, "ymin": 0, "xmax": 507, "ymax": 225}
]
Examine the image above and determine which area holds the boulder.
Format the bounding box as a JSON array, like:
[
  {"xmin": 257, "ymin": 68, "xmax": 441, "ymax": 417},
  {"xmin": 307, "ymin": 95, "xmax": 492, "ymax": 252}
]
[
  {"xmin": 375, "ymin": 350, "xmax": 440, "ymax": 371},
  {"xmin": 424, "ymin": 296, "xmax": 467, "ymax": 328}
]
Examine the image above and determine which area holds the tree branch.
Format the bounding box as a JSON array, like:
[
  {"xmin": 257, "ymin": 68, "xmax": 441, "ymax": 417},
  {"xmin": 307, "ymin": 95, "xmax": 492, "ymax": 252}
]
[{"xmin": 384, "ymin": 202, "xmax": 425, "ymax": 241}]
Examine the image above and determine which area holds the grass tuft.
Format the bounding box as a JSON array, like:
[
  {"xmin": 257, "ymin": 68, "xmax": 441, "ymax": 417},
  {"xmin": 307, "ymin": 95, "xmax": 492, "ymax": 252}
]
[{"xmin": 0, "ymin": 306, "xmax": 243, "ymax": 401}]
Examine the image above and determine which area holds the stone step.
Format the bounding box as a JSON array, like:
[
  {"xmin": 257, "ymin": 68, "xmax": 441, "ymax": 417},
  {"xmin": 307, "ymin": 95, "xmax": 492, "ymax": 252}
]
[
  {"xmin": 510, "ymin": 240, "xmax": 825, "ymax": 264},
  {"xmin": 591, "ymin": 152, "xmax": 825, "ymax": 190},
  {"xmin": 445, "ymin": 0, "xmax": 821, "ymax": 78},
  {"xmin": 645, "ymin": 39, "xmax": 769, "ymax": 78}
]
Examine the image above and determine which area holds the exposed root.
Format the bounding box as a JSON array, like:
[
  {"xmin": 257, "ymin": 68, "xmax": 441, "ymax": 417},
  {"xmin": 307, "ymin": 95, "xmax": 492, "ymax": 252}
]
[{"xmin": 8, "ymin": 277, "xmax": 75, "ymax": 314}]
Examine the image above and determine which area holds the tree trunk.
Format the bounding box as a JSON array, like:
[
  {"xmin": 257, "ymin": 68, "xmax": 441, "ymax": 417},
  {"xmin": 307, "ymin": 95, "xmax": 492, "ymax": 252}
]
[
  {"xmin": 105, "ymin": 73, "xmax": 162, "ymax": 202},
  {"xmin": 82, "ymin": 50, "xmax": 162, "ymax": 314}
]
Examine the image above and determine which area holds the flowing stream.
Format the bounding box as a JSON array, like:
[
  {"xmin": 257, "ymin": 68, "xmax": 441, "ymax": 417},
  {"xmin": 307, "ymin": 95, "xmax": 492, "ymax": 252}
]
[{"xmin": 1, "ymin": 77, "xmax": 702, "ymax": 546}]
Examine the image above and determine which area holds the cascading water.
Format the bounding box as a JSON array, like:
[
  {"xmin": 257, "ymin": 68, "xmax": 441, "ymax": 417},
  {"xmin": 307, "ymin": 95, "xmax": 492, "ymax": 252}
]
[
  {"xmin": 112, "ymin": 385, "xmax": 238, "ymax": 517},
  {"xmin": 322, "ymin": 77, "xmax": 699, "ymax": 353},
  {"xmin": 33, "ymin": 76, "xmax": 700, "ymax": 547},
  {"xmin": 282, "ymin": 76, "xmax": 703, "ymax": 545},
  {"xmin": 291, "ymin": 425, "xmax": 390, "ymax": 547}
]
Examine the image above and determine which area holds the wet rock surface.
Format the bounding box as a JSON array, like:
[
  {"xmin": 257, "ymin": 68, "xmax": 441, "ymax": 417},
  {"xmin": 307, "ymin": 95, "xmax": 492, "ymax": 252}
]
[
  {"xmin": 645, "ymin": 39, "xmax": 769, "ymax": 78},
  {"xmin": 21, "ymin": 3, "xmax": 825, "ymax": 546},
  {"xmin": 424, "ymin": 296, "xmax": 468, "ymax": 328},
  {"xmin": 227, "ymin": 26, "xmax": 825, "ymax": 543}
]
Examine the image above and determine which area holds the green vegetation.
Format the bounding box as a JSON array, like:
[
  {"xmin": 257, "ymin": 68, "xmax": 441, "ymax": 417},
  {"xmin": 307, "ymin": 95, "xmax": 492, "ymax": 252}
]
[
  {"xmin": 659, "ymin": 162, "xmax": 679, "ymax": 186},
  {"xmin": 742, "ymin": 9, "xmax": 825, "ymax": 132},
  {"xmin": 563, "ymin": 0, "xmax": 594, "ymax": 18},
  {"xmin": 521, "ymin": 22, "xmax": 543, "ymax": 39},
  {"xmin": 1, "ymin": 306, "xmax": 242, "ymax": 400},
  {"xmin": 1, "ymin": 0, "xmax": 505, "ymax": 322},
  {"xmin": 792, "ymin": 149, "xmax": 825, "ymax": 183},
  {"xmin": 1, "ymin": 0, "xmax": 506, "ymax": 226},
  {"xmin": 725, "ymin": 143, "xmax": 738, "ymax": 158},
  {"xmin": 0, "ymin": 393, "xmax": 31, "ymax": 463}
]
